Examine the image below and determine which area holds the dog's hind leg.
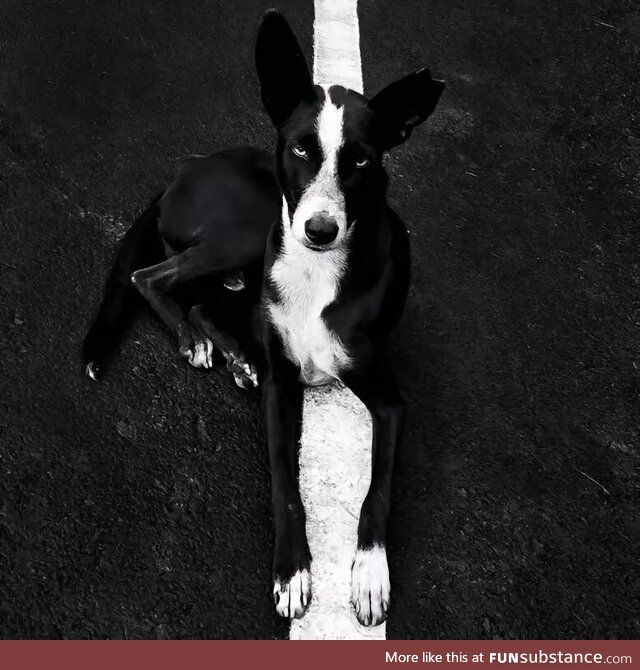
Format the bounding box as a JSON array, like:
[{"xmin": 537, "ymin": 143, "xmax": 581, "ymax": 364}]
[
  {"xmin": 187, "ymin": 304, "xmax": 258, "ymax": 389},
  {"xmin": 130, "ymin": 247, "xmax": 228, "ymax": 368}
]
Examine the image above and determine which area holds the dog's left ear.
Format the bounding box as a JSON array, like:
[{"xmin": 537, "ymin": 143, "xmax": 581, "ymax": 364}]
[
  {"xmin": 369, "ymin": 68, "xmax": 445, "ymax": 150},
  {"xmin": 256, "ymin": 10, "xmax": 314, "ymax": 127}
]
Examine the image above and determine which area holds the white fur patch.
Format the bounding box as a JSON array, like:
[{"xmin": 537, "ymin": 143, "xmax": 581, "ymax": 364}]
[
  {"xmin": 268, "ymin": 206, "xmax": 352, "ymax": 385},
  {"xmin": 291, "ymin": 91, "xmax": 347, "ymax": 248},
  {"xmin": 274, "ymin": 569, "xmax": 312, "ymax": 619},
  {"xmin": 317, "ymin": 90, "xmax": 344, "ymax": 156},
  {"xmin": 351, "ymin": 545, "xmax": 390, "ymax": 626}
]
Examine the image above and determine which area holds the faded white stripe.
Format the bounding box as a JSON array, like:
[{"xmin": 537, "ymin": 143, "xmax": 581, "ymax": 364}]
[
  {"xmin": 289, "ymin": 0, "xmax": 386, "ymax": 641},
  {"xmin": 313, "ymin": 0, "xmax": 363, "ymax": 94}
]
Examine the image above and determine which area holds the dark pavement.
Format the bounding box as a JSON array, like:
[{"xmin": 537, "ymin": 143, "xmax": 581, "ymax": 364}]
[{"xmin": 1, "ymin": 0, "xmax": 638, "ymax": 639}]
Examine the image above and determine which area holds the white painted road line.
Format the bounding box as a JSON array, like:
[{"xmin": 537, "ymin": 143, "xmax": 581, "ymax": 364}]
[
  {"xmin": 289, "ymin": 0, "xmax": 386, "ymax": 641},
  {"xmin": 313, "ymin": 0, "xmax": 363, "ymax": 94}
]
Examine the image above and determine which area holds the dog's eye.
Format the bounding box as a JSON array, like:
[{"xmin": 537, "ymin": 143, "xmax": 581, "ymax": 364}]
[
  {"xmin": 291, "ymin": 145, "xmax": 308, "ymax": 159},
  {"xmin": 355, "ymin": 157, "xmax": 370, "ymax": 169}
]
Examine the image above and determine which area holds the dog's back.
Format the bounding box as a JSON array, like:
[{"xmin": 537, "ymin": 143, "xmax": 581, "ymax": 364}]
[{"xmin": 159, "ymin": 147, "xmax": 279, "ymax": 259}]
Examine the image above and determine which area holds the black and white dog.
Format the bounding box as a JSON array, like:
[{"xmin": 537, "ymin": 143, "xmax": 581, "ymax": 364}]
[{"xmin": 83, "ymin": 11, "xmax": 443, "ymax": 626}]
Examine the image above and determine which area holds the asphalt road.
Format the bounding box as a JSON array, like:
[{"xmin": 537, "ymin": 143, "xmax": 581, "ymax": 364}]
[{"xmin": 1, "ymin": 0, "xmax": 638, "ymax": 639}]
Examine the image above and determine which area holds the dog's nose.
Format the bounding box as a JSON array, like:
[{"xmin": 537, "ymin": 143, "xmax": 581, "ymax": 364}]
[{"xmin": 304, "ymin": 213, "xmax": 338, "ymax": 246}]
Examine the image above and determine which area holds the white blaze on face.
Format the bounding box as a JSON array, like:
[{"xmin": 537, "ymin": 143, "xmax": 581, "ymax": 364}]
[{"xmin": 291, "ymin": 90, "xmax": 347, "ymax": 247}]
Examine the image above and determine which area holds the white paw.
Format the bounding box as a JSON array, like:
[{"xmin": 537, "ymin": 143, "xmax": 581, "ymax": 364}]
[
  {"xmin": 233, "ymin": 362, "xmax": 258, "ymax": 389},
  {"xmin": 351, "ymin": 545, "xmax": 390, "ymax": 626},
  {"xmin": 188, "ymin": 339, "xmax": 213, "ymax": 369},
  {"xmin": 273, "ymin": 569, "xmax": 311, "ymax": 619},
  {"xmin": 227, "ymin": 356, "xmax": 259, "ymax": 389}
]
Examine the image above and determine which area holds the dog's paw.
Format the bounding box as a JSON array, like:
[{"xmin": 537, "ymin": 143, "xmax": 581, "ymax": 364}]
[
  {"xmin": 178, "ymin": 324, "xmax": 213, "ymax": 369},
  {"xmin": 226, "ymin": 354, "xmax": 258, "ymax": 389},
  {"xmin": 351, "ymin": 545, "xmax": 390, "ymax": 626},
  {"xmin": 187, "ymin": 338, "xmax": 213, "ymax": 368},
  {"xmin": 273, "ymin": 568, "xmax": 311, "ymax": 619}
]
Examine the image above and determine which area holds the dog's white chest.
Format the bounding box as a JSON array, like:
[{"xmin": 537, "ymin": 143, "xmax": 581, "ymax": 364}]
[{"xmin": 267, "ymin": 235, "xmax": 351, "ymax": 385}]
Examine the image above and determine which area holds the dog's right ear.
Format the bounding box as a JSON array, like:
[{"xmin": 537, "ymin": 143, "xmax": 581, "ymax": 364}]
[
  {"xmin": 256, "ymin": 10, "xmax": 314, "ymax": 127},
  {"xmin": 369, "ymin": 68, "xmax": 445, "ymax": 150}
]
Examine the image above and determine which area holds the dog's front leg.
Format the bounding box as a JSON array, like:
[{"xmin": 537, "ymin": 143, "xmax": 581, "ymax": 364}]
[
  {"xmin": 343, "ymin": 349, "xmax": 405, "ymax": 626},
  {"xmin": 262, "ymin": 328, "xmax": 311, "ymax": 619}
]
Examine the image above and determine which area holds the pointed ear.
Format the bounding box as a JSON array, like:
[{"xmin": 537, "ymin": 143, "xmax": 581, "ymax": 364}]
[
  {"xmin": 369, "ymin": 68, "xmax": 445, "ymax": 150},
  {"xmin": 255, "ymin": 10, "xmax": 314, "ymax": 127}
]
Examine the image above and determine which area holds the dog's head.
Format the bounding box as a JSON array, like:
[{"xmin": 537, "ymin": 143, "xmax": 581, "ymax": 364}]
[{"xmin": 256, "ymin": 10, "xmax": 444, "ymax": 252}]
